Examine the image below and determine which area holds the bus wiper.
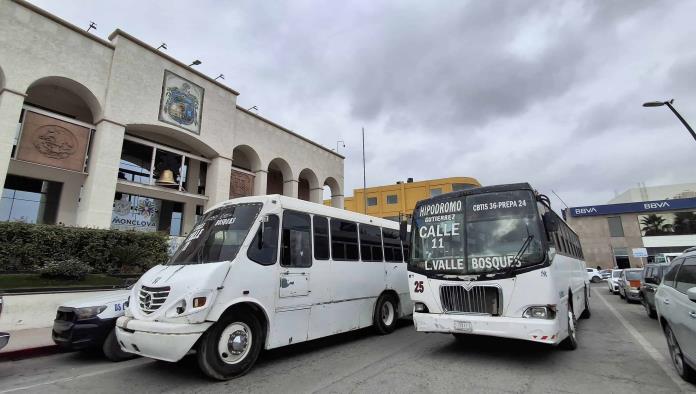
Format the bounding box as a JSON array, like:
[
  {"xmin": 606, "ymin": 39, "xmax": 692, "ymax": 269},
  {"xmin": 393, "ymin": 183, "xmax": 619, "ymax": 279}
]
[{"xmin": 508, "ymin": 234, "xmax": 534, "ymax": 275}]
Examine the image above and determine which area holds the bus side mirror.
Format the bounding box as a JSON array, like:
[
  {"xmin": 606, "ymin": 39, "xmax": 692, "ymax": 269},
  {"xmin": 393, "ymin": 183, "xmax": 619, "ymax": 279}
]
[
  {"xmin": 399, "ymin": 220, "xmax": 408, "ymax": 242},
  {"xmin": 543, "ymin": 212, "xmax": 558, "ymax": 233}
]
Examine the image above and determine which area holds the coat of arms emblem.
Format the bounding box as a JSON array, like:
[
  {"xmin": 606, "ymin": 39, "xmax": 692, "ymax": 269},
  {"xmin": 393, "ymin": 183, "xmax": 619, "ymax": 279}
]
[{"xmin": 158, "ymin": 70, "xmax": 205, "ymax": 134}]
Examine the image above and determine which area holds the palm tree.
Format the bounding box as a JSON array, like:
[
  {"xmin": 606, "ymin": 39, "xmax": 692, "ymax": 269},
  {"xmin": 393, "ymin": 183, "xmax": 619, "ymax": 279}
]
[
  {"xmin": 672, "ymin": 211, "xmax": 696, "ymax": 235},
  {"xmin": 640, "ymin": 214, "xmax": 672, "ymax": 236}
]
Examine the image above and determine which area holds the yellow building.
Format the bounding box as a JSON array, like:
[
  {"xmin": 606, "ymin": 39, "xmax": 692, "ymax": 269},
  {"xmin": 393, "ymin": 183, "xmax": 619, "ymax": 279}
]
[{"xmin": 326, "ymin": 177, "xmax": 481, "ymax": 221}]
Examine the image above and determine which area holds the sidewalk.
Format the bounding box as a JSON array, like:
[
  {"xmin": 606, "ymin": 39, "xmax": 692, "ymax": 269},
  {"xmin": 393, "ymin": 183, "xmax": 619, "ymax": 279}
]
[{"xmin": 0, "ymin": 327, "xmax": 55, "ymax": 355}]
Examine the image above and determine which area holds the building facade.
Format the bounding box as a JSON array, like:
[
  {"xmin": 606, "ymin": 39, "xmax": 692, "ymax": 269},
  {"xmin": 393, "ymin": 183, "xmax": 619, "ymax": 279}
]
[
  {"xmin": 329, "ymin": 177, "xmax": 481, "ymax": 221},
  {"xmin": 0, "ymin": 0, "xmax": 344, "ymax": 237},
  {"xmin": 567, "ymin": 194, "xmax": 696, "ymax": 269}
]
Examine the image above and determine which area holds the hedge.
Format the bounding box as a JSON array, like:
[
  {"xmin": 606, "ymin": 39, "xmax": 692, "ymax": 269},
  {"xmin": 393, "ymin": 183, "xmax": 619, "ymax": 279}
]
[{"xmin": 0, "ymin": 222, "xmax": 170, "ymax": 274}]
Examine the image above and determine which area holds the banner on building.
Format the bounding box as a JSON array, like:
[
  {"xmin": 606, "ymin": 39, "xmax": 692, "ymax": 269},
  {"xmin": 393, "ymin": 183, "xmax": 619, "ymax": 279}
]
[{"xmin": 111, "ymin": 194, "xmax": 161, "ymax": 232}]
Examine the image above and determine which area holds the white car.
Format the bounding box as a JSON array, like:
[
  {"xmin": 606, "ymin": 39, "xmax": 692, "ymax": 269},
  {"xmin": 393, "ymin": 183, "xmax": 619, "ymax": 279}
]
[
  {"xmin": 608, "ymin": 269, "xmax": 623, "ymax": 294},
  {"xmin": 586, "ymin": 268, "xmax": 602, "ymax": 283},
  {"xmin": 52, "ymin": 289, "xmax": 134, "ymax": 361},
  {"xmin": 0, "ymin": 296, "xmax": 8, "ymax": 350}
]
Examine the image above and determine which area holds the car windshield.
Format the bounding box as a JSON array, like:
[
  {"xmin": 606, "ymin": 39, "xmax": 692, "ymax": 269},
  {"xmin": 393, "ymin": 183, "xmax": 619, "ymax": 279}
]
[
  {"xmin": 168, "ymin": 203, "xmax": 262, "ymax": 265},
  {"xmin": 612, "ymin": 270, "xmax": 622, "ymax": 278},
  {"xmin": 625, "ymin": 271, "xmax": 641, "ymax": 280},
  {"xmin": 409, "ymin": 189, "xmax": 544, "ymax": 276}
]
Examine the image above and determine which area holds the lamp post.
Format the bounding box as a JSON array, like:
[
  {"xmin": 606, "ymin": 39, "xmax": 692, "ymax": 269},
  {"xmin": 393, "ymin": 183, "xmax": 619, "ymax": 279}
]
[{"xmin": 642, "ymin": 99, "xmax": 696, "ymax": 143}]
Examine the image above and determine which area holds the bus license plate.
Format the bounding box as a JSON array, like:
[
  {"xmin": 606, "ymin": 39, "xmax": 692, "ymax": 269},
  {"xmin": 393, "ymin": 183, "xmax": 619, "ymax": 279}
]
[{"xmin": 454, "ymin": 321, "xmax": 472, "ymax": 332}]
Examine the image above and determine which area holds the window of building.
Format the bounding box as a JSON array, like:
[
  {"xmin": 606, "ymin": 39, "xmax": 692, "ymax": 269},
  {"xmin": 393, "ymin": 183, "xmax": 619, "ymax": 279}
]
[
  {"xmin": 607, "ymin": 216, "xmax": 624, "ymax": 237},
  {"xmin": 386, "ymin": 194, "xmax": 398, "ymax": 204},
  {"xmin": 367, "ymin": 197, "xmax": 378, "ymax": 206},
  {"xmin": 331, "ymin": 219, "xmax": 359, "ymax": 261},
  {"xmin": 281, "ymin": 211, "xmax": 312, "ymax": 267},
  {"xmin": 675, "ymin": 258, "xmax": 696, "ymax": 294},
  {"xmin": 430, "ymin": 188, "xmax": 442, "ymax": 197},
  {"xmin": 383, "ymin": 228, "xmax": 403, "ymax": 262},
  {"xmin": 313, "ymin": 215, "xmax": 330, "ymax": 260},
  {"xmin": 359, "ymin": 224, "xmax": 383, "ymax": 262},
  {"xmin": 452, "ymin": 183, "xmax": 475, "ymax": 192},
  {"xmin": 111, "ymin": 192, "xmax": 184, "ymax": 236},
  {"xmin": 1, "ymin": 175, "xmax": 61, "ymax": 224},
  {"xmin": 638, "ymin": 212, "xmax": 696, "ymax": 236},
  {"xmin": 248, "ymin": 214, "xmax": 279, "ymax": 265},
  {"xmin": 119, "ymin": 140, "xmax": 153, "ymax": 185}
]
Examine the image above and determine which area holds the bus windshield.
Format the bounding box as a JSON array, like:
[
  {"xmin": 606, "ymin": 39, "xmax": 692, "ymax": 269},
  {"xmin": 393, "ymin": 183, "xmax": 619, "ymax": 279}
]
[
  {"xmin": 168, "ymin": 203, "xmax": 262, "ymax": 265},
  {"xmin": 409, "ymin": 189, "xmax": 545, "ymax": 276}
]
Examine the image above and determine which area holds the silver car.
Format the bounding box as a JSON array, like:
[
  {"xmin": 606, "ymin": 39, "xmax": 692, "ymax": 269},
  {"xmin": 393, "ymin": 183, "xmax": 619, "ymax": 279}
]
[{"xmin": 655, "ymin": 252, "xmax": 696, "ymax": 383}]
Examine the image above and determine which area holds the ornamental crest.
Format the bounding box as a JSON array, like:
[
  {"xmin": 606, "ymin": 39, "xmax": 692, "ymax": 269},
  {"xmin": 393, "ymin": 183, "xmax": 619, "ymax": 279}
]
[{"xmin": 158, "ymin": 70, "xmax": 205, "ymax": 134}]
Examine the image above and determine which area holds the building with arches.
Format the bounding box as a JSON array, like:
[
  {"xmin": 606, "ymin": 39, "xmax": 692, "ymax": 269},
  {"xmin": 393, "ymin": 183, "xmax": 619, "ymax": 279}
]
[{"xmin": 0, "ymin": 0, "xmax": 344, "ymax": 237}]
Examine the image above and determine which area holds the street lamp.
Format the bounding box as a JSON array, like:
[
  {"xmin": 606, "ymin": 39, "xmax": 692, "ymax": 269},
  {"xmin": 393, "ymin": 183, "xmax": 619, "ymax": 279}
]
[{"xmin": 642, "ymin": 99, "xmax": 696, "ymax": 143}]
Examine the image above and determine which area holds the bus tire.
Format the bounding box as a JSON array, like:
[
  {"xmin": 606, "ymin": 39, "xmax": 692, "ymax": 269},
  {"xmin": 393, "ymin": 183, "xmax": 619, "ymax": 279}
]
[
  {"xmin": 580, "ymin": 287, "xmax": 591, "ymax": 319},
  {"xmin": 373, "ymin": 294, "xmax": 398, "ymax": 335},
  {"xmin": 102, "ymin": 328, "xmax": 135, "ymax": 362},
  {"xmin": 560, "ymin": 301, "xmax": 578, "ymax": 350},
  {"xmin": 197, "ymin": 311, "xmax": 263, "ymax": 380}
]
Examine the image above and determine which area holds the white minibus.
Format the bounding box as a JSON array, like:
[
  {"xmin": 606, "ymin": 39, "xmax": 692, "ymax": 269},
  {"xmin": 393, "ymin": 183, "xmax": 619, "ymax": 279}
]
[
  {"xmin": 116, "ymin": 195, "xmax": 411, "ymax": 380},
  {"xmin": 404, "ymin": 183, "xmax": 590, "ymax": 349}
]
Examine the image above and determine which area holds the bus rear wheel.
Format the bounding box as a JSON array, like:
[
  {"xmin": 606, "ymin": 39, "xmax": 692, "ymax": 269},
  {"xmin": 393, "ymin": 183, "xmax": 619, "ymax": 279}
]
[
  {"xmin": 580, "ymin": 287, "xmax": 591, "ymax": 319},
  {"xmin": 197, "ymin": 311, "xmax": 263, "ymax": 380},
  {"xmin": 373, "ymin": 294, "xmax": 398, "ymax": 335}
]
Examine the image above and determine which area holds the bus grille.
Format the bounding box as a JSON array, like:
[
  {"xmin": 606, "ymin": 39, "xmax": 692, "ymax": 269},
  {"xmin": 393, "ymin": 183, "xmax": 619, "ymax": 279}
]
[
  {"xmin": 139, "ymin": 285, "xmax": 170, "ymax": 314},
  {"xmin": 440, "ymin": 285, "xmax": 501, "ymax": 315}
]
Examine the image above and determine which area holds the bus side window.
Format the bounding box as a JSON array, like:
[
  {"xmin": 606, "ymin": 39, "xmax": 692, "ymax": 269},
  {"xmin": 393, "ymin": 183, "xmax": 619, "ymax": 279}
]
[
  {"xmin": 247, "ymin": 215, "xmax": 279, "ymax": 266},
  {"xmin": 313, "ymin": 215, "xmax": 330, "ymax": 260},
  {"xmin": 281, "ymin": 211, "xmax": 312, "ymax": 268},
  {"xmin": 359, "ymin": 224, "xmax": 383, "ymax": 262},
  {"xmin": 382, "ymin": 228, "xmax": 403, "ymax": 263},
  {"xmin": 331, "ymin": 219, "xmax": 359, "ymax": 261}
]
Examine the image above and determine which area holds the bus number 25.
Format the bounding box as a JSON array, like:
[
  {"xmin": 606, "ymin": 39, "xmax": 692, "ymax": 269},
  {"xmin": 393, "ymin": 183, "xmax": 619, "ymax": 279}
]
[{"xmin": 414, "ymin": 281, "xmax": 424, "ymax": 293}]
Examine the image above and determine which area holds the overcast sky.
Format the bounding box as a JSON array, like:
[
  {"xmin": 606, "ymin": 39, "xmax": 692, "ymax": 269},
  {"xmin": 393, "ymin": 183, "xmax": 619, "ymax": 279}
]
[{"xmin": 30, "ymin": 0, "xmax": 696, "ymax": 208}]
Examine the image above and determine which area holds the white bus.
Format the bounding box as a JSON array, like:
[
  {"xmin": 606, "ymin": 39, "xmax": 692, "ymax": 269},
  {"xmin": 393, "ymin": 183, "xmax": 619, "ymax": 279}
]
[
  {"xmin": 404, "ymin": 183, "xmax": 590, "ymax": 349},
  {"xmin": 116, "ymin": 195, "xmax": 411, "ymax": 380}
]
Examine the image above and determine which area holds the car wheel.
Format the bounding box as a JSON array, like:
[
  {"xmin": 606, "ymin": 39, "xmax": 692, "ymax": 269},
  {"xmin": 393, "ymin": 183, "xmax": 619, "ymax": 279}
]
[
  {"xmin": 643, "ymin": 300, "xmax": 657, "ymax": 319},
  {"xmin": 560, "ymin": 301, "xmax": 578, "ymax": 350},
  {"xmin": 373, "ymin": 294, "xmax": 399, "ymax": 335},
  {"xmin": 591, "ymin": 276, "xmax": 601, "ymax": 283},
  {"xmin": 102, "ymin": 328, "xmax": 136, "ymax": 362},
  {"xmin": 197, "ymin": 311, "xmax": 263, "ymax": 380},
  {"xmin": 664, "ymin": 324, "xmax": 696, "ymax": 383},
  {"xmin": 580, "ymin": 287, "xmax": 591, "ymax": 319},
  {"xmin": 619, "ymin": 289, "xmax": 625, "ymax": 299}
]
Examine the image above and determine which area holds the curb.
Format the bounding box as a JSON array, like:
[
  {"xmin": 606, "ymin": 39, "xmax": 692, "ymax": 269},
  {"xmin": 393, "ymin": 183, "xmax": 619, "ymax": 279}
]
[{"xmin": 0, "ymin": 345, "xmax": 60, "ymax": 361}]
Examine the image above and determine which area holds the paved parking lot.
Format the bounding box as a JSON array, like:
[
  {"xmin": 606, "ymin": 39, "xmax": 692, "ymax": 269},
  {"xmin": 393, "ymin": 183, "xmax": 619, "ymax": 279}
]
[{"xmin": 0, "ymin": 284, "xmax": 693, "ymax": 394}]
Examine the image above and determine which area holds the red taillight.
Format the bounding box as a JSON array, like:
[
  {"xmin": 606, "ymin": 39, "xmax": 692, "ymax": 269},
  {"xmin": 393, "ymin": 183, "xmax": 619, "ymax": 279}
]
[{"xmin": 629, "ymin": 280, "xmax": 641, "ymax": 289}]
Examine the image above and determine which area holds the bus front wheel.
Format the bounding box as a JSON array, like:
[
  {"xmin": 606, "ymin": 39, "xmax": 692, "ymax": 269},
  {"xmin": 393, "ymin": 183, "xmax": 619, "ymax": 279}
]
[
  {"xmin": 373, "ymin": 294, "xmax": 398, "ymax": 335},
  {"xmin": 197, "ymin": 311, "xmax": 263, "ymax": 380},
  {"xmin": 560, "ymin": 301, "xmax": 578, "ymax": 350}
]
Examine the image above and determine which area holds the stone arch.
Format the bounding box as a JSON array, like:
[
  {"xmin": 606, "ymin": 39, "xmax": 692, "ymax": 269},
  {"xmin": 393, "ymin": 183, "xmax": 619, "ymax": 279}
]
[
  {"xmin": 25, "ymin": 76, "xmax": 102, "ymax": 123},
  {"xmin": 298, "ymin": 168, "xmax": 321, "ymax": 203},
  {"xmin": 267, "ymin": 157, "xmax": 294, "ymax": 196},
  {"xmin": 324, "ymin": 176, "xmax": 344, "ymax": 208},
  {"xmin": 126, "ymin": 124, "xmax": 219, "ymax": 158},
  {"xmin": 232, "ymin": 145, "xmax": 262, "ymax": 172}
]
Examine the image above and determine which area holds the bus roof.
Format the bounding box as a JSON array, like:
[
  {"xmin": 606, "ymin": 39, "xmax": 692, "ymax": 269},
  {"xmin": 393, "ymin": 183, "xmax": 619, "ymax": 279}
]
[{"xmin": 206, "ymin": 194, "xmax": 400, "ymax": 228}]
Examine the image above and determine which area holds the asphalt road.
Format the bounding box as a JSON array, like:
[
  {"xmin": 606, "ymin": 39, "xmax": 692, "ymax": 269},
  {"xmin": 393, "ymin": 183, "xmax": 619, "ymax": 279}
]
[{"xmin": 0, "ymin": 283, "xmax": 693, "ymax": 394}]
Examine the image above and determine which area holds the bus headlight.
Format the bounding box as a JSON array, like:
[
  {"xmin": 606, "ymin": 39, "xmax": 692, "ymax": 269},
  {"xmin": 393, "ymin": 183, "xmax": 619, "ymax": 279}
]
[
  {"xmin": 414, "ymin": 302, "xmax": 429, "ymax": 313},
  {"xmin": 523, "ymin": 305, "xmax": 556, "ymax": 319}
]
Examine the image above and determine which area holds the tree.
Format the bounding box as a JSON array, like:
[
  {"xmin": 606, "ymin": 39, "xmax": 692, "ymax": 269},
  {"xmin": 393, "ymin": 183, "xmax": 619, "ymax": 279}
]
[
  {"xmin": 672, "ymin": 211, "xmax": 696, "ymax": 235},
  {"xmin": 640, "ymin": 214, "xmax": 673, "ymax": 236}
]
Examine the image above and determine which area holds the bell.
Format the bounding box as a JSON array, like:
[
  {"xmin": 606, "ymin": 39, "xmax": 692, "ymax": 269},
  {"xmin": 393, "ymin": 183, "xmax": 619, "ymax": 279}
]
[{"xmin": 156, "ymin": 169, "xmax": 177, "ymax": 185}]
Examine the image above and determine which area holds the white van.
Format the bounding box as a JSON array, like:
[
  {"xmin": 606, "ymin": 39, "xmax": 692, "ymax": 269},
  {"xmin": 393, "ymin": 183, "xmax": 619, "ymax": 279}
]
[{"xmin": 116, "ymin": 195, "xmax": 411, "ymax": 380}]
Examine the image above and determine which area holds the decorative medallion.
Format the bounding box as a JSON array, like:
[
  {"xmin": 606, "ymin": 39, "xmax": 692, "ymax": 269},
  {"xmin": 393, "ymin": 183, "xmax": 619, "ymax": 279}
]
[
  {"xmin": 158, "ymin": 70, "xmax": 205, "ymax": 134},
  {"xmin": 31, "ymin": 124, "xmax": 78, "ymax": 159}
]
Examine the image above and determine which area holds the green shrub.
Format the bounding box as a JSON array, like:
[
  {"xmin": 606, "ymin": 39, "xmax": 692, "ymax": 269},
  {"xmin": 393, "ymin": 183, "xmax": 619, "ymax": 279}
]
[
  {"xmin": 0, "ymin": 222, "xmax": 169, "ymax": 274},
  {"xmin": 39, "ymin": 258, "xmax": 92, "ymax": 280}
]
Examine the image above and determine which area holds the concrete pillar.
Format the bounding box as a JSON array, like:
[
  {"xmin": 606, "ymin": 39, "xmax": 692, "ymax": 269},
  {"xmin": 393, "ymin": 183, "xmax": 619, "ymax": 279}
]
[
  {"xmin": 182, "ymin": 200, "xmax": 197, "ymax": 235},
  {"xmin": 253, "ymin": 170, "xmax": 267, "ymax": 196},
  {"xmin": 310, "ymin": 187, "xmax": 323, "ymax": 204},
  {"xmin": 0, "ymin": 90, "xmax": 25, "ymax": 191},
  {"xmin": 186, "ymin": 159, "xmax": 201, "ymax": 194},
  {"xmin": 283, "ymin": 179, "xmax": 299, "ymax": 198},
  {"xmin": 331, "ymin": 194, "xmax": 345, "ymax": 209},
  {"xmin": 56, "ymin": 178, "xmax": 82, "ymax": 226},
  {"xmin": 206, "ymin": 156, "xmax": 232, "ymax": 206},
  {"xmin": 76, "ymin": 120, "xmax": 125, "ymax": 228}
]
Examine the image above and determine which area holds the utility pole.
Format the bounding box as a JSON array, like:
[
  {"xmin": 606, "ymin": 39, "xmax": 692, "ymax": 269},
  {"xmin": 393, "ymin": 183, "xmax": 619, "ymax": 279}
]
[{"xmin": 362, "ymin": 127, "xmax": 367, "ymax": 214}]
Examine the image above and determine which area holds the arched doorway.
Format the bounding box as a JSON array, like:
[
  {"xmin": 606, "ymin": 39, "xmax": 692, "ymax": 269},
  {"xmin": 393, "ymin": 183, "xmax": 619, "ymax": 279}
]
[
  {"xmin": 267, "ymin": 158, "xmax": 293, "ymax": 196},
  {"xmin": 298, "ymin": 168, "xmax": 321, "ymax": 203},
  {"xmin": 25, "ymin": 76, "xmax": 101, "ymax": 123},
  {"xmin": 324, "ymin": 176, "xmax": 343, "ymax": 208},
  {"xmin": 231, "ymin": 145, "xmax": 261, "ymax": 198}
]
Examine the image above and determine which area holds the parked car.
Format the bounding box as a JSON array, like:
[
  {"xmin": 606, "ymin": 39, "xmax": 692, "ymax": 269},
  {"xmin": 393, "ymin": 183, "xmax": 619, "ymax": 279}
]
[
  {"xmin": 608, "ymin": 269, "xmax": 623, "ymax": 294},
  {"xmin": 641, "ymin": 263, "xmax": 670, "ymax": 318},
  {"xmin": 586, "ymin": 268, "xmax": 602, "ymax": 283},
  {"xmin": 52, "ymin": 289, "xmax": 134, "ymax": 361},
  {"xmin": 600, "ymin": 269, "xmax": 612, "ymax": 280},
  {"xmin": 618, "ymin": 268, "xmax": 643, "ymax": 302},
  {"xmin": 0, "ymin": 296, "xmax": 8, "ymax": 350},
  {"xmin": 655, "ymin": 251, "xmax": 696, "ymax": 383}
]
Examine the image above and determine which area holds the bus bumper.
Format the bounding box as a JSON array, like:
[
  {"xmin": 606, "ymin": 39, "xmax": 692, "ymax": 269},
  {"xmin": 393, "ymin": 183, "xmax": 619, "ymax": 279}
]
[
  {"xmin": 413, "ymin": 312, "xmax": 562, "ymax": 344},
  {"xmin": 115, "ymin": 317, "xmax": 213, "ymax": 362}
]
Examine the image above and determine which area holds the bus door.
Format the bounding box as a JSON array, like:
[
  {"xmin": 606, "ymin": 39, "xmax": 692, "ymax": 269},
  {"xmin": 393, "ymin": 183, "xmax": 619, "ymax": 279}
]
[
  {"xmin": 271, "ymin": 211, "xmax": 314, "ymax": 347},
  {"xmin": 383, "ymin": 228, "xmax": 409, "ymax": 309}
]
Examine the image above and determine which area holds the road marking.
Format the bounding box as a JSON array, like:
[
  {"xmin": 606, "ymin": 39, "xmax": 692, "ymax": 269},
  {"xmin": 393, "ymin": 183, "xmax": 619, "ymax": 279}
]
[
  {"xmin": 0, "ymin": 358, "xmax": 151, "ymax": 393},
  {"xmin": 592, "ymin": 288, "xmax": 692, "ymax": 393}
]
